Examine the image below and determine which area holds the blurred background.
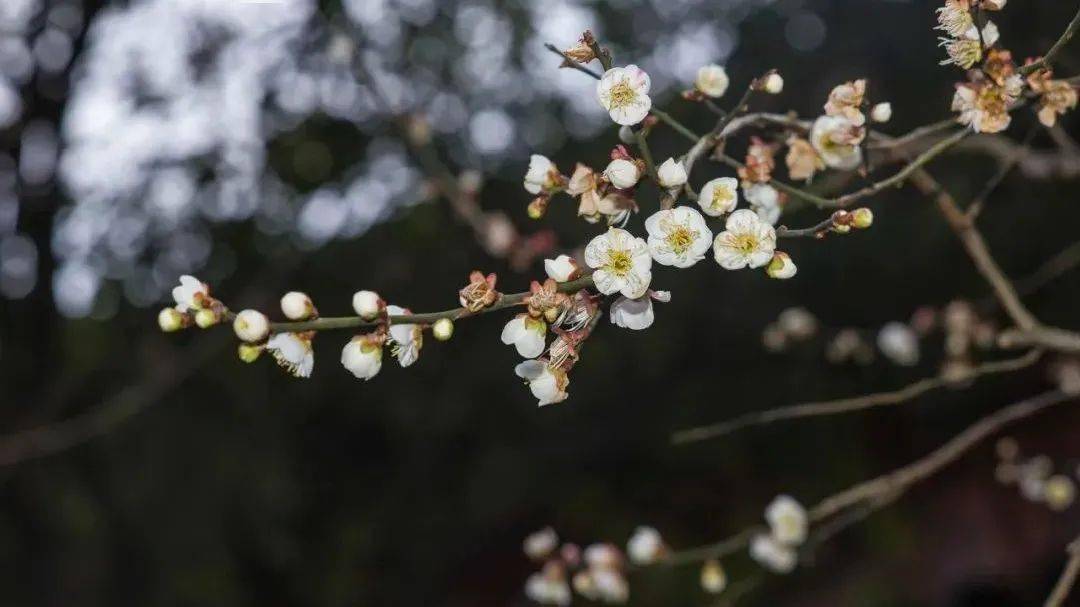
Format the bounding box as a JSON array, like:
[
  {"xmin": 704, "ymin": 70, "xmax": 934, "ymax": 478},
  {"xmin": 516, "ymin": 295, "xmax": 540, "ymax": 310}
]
[{"xmin": 0, "ymin": 0, "xmax": 1079, "ymax": 605}]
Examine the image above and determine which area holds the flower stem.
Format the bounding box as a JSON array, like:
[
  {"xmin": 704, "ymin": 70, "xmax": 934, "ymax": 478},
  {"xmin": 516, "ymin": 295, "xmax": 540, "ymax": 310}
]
[{"xmin": 266, "ymin": 276, "xmax": 596, "ymax": 334}]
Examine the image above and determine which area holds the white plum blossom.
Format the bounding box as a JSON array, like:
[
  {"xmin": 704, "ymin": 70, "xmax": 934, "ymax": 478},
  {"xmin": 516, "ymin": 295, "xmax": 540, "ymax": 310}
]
[
  {"xmin": 233, "ymin": 309, "xmax": 270, "ymax": 343},
  {"xmin": 877, "ymin": 321, "xmax": 920, "ymax": 366},
  {"xmin": 584, "ymin": 228, "xmax": 653, "ymax": 299},
  {"xmin": 810, "ymin": 115, "xmax": 864, "ymax": 170},
  {"xmin": 656, "ymin": 158, "xmax": 688, "ymax": 190},
  {"xmin": 749, "ymin": 533, "xmax": 797, "ymax": 574},
  {"xmin": 515, "ymin": 359, "xmax": 569, "ymax": 406},
  {"xmin": 352, "ymin": 290, "xmax": 383, "ymax": 320},
  {"xmin": 765, "ymin": 495, "xmax": 808, "ymax": 546},
  {"xmin": 871, "ymin": 102, "xmax": 893, "ymax": 123},
  {"xmin": 340, "ymin": 336, "xmax": 382, "ymax": 380},
  {"xmin": 525, "ymin": 562, "xmax": 572, "ymax": 606},
  {"xmin": 596, "ymin": 65, "xmax": 652, "ymax": 126},
  {"xmin": 713, "ymin": 209, "xmax": 777, "ymax": 270},
  {"xmin": 172, "ymin": 275, "xmax": 208, "ymax": 312},
  {"xmin": 280, "ymin": 291, "xmax": 314, "ymax": 320},
  {"xmin": 501, "ymin": 315, "xmax": 548, "ymax": 358},
  {"xmin": 386, "ymin": 305, "xmax": 422, "ymax": 367},
  {"xmin": 525, "ymin": 154, "xmax": 562, "ymax": 195},
  {"xmin": 544, "ymin": 255, "xmax": 580, "ymax": 283},
  {"xmin": 610, "ymin": 290, "xmax": 670, "ymax": 331},
  {"xmin": 744, "ymin": 183, "xmax": 782, "ymax": 225},
  {"xmin": 766, "ymin": 252, "xmax": 798, "ymax": 280},
  {"xmin": 589, "ymin": 567, "xmax": 629, "ymax": 604},
  {"xmin": 584, "ymin": 543, "xmax": 623, "ymax": 569},
  {"xmin": 627, "ymin": 526, "xmax": 665, "ymax": 565},
  {"xmin": 266, "ymin": 333, "xmax": 314, "ymax": 378},
  {"xmin": 695, "ymin": 64, "xmax": 730, "ymax": 98},
  {"xmin": 523, "ymin": 527, "xmax": 559, "ymax": 561},
  {"xmin": 603, "ymin": 158, "xmax": 641, "ymax": 189},
  {"xmin": 645, "ymin": 207, "xmax": 713, "ymax": 268},
  {"xmin": 698, "ymin": 177, "xmax": 739, "ymax": 216}
]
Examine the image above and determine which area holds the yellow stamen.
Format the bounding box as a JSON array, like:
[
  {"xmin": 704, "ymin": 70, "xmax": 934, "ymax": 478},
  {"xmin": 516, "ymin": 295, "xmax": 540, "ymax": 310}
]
[{"xmin": 605, "ymin": 249, "xmax": 633, "ymax": 276}]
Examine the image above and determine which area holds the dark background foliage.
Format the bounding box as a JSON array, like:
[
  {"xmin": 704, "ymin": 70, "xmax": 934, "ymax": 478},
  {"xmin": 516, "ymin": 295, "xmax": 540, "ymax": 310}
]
[{"xmin": 1, "ymin": 0, "xmax": 1079, "ymax": 605}]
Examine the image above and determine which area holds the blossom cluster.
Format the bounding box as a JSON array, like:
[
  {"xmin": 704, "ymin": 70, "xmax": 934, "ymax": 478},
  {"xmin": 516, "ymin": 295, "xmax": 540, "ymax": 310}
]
[
  {"xmin": 520, "ymin": 496, "xmax": 810, "ymax": 604},
  {"xmin": 938, "ymin": 0, "xmax": 1077, "ymax": 133},
  {"xmin": 994, "ymin": 437, "xmax": 1077, "ymax": 512}
]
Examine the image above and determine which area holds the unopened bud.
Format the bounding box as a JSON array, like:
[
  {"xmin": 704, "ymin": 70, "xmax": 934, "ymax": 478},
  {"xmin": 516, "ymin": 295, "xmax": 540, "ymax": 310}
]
[
  {"xmin": 618, "ymin": 125, "xmax": 636, "ymax": 145},
  {"xmin": 851, "ymin": 208, "xmax": 874, "ymax": 229},
  {"xmin": 432, "ymin": 317, "xmax": 454, "ymax": 341},
  {"xmin": 766, "ymin": 252, "xmax": 798, "ymax": 279},
  {"xmin": 233, "ymin": 309, "xmax": 270, "ymax": 342},
  {"xmin": 195, "ymin": 308, "xmax": 219, "ymax": 328},
  {"xmin": 700, "ymin": 559, "xmax": 727, "ymax": 594},
  {"xmin": 158, "ymin": 308, "xmax": 185, "ymax": 332},
  {"xmin": 762, "ymin": 71, "xmax": 784, "ymax": 94},
  {"xmin": 527, "ymin": 196, "xmax": 549, "ymax": 220},
  {"xmin": 870, "ymin": 102, "xmax": 892, "ymax": 123},
  {"xmin": 1045, "ymin": 475, "xmax": 1076, "ymax": 511},
  {"xmin": 352, "ymin": 290, "xmax": 384, "ymax": 320},
  {"xmin": 238, "ymin": 343, "xmax": 263, "ymax": 363},
  {"xmin": 281, "ymin": 291, "xmax": 314, "ymax": 320}
]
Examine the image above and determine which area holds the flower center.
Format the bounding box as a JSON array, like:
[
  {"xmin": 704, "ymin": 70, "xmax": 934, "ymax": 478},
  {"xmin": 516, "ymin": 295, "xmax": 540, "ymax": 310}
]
[
  {"xmin": 665, "ymin": 226, "xmax": 696, "ymax": 255},
  {"xmin": 733, "ymin": 233, "xmax": 759, "ymax": 255},
  {"xmin": 711, "ymin": 187, "xmax": 732, "ymax": 211},
  {"xmin": 605, "ymin": 249, "xmax": 633, "ymax": 276},
  {"xmin": 608, "ymin": 79, "xmax": 637, "ymax": 109}
]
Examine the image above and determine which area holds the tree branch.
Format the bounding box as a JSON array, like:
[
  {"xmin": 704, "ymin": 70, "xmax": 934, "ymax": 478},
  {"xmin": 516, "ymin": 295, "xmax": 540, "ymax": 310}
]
[
  {"xmin": 670, "ymin": 350, "xmax": 1042, "ymax": 445},
  {"xmin": 1046, "ymin": 537, "xmax": 1080, "ymax": 607}
]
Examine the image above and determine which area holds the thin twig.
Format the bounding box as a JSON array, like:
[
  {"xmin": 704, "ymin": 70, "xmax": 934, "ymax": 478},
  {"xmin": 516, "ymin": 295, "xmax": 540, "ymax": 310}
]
[
  {"xmin": 909, "ymin": 168, "xmax": 1041, "ymax": 330},
  {"xmin": 1014, "ymin": 240, "xmax": 1080, "ymax": 297},
  {"xmin": 267, "ymin": 275, "xmax": 595, "ymax": 333},
  {"xmin": 1019, "ymin": 4, "xmax": 1080, "ymax": 76},
  {"xmin": 1045, "ymin": 537, "xmax": 1080, "ymax": 607},
  {"xmin": 671, "ymin": 350, "xmax": 1042, "ymax": 445},
  {"xmin": 967, "ymin": 123, "xmax": 1040, "ymax": 220},
  {"xmin": 662, "ymin": 390, "xmax": 1075, "ymax": 567}
]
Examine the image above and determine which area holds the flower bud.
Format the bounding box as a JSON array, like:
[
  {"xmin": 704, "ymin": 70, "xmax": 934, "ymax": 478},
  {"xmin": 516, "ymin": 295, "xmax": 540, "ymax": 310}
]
[
  {"xmin": 544, "ymin": 255, "xmax": 580, "ymax": 283},
  {"xmin": 603, "ymin": 158, "xmax": 640, "ymax": 189},
  {"xmin": 194, "ymin": 308, "xmax": 219, "ymax": 328},
  {"xmin": 618, "ymin": 125, "xmax": 636, "ymax": 145},
  {"xmin": 700, "ymin": 559, "xmax": 727, "ymax": 594},
  {"xmin": 233, "ymin": 309, "xmax": 270, "ymax": 342},
  {"xmin": 695, "ymin": 64, "xmax": 730, "ymax": 98},
  {"xmin": 432, "ymin": 317, "xmax": 454, "ymax": 341},
  {"xmin": 766, "ymin": 252, "xmax": 798, "ymax": 279},
  {"xmin": 1045, "ymin": 475, "xmax": 1076, "ymax": 511},
  {"xmin": 656, "ymin": 158, "xmax": 687, "ymax": 190},
  {"xmin": 352, "ymin": 290, "xmax": 383, "ymax": 320},
  {"xmin": 158, "ymin": 308, "xmax": 185, "ymax": 332},
  {"xmin": 870, "ymin": 102, "xmax": 892, "ymax": 123},
  {"xmin": 852, "ymin": 207, "xmax": 874, "ymax": 229},
  {"xmin": 762, "ymin": 72, "xmax": 784, "ymax": 94},
  {"xmin": 281, "ymin": 291, "xmax": 314, "ymax": 320},
  {"xmin": 527, "ymin": 196, "xmax": 549, "ymax": 220},
  {"xmin": 237, "ymin": 343, "xmax": 263, "ymax": 363}
]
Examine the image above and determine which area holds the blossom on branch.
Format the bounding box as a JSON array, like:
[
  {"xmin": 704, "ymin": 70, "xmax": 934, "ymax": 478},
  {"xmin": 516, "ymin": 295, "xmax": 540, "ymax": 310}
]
[
  {"xmin": 584, "ymin": 227, "xmax": 652, "ymax": 299},
  {"xmin": 544, "ymin": 255, "xmax": 580, "ymax": 283},
  {"xmin": 695, "ymin": 64, "xmax": 730, "ymax": 98},
  {"xmin": 266, "ymin": 332, "xmax": 314, "ymax": 378},
  {"xmin": 341, "ymin": 333, "xmax": 384, "ymax": 380},
  {"xmin": 713, "ymin": 209, "xmax": 777, "ymax": 271},
  {"xmin": 525, "ymin": 154, "xmax": 566, "ymax": 195},
  {"xmin": 515, "ymin": 359, "xmax": 570, "ymax": 406},
  {"xmin": 502, "ymin": 315, "xmax": 548, "ymax": 358},
  {"xmin": 596, "ymin": 65, "xmax": 652, "ymax": 126},
  {"xmin": 386, "ymin": 305, "xmax": 422, "ymax": 367},
  {"xmin": 610, "ymin": 290, "xmax": 670, "ymax": 331},
  {"xmin": 656, "ymin": 158, "xmax": 688, "ymax": 191},
  {"xmin": 698, "ymin": 177, "xmax": 739, "ymax": 216},
  {"xmin": 645, "ymin": 207, "xmax": 713, "ymax": 268},
  {"xmin": 810, "ymin": 115, "xmax": 864, "ymax": 170}
]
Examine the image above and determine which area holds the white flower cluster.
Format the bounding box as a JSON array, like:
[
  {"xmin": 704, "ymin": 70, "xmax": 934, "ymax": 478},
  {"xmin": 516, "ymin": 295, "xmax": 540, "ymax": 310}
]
[
  {"xmin": 749, "ymin": 495, "xmax": 808, "ymax": 574},
  {"xmin": 522, "ymin": 526, "xmax": 668, "ymax": 605},
  {"xmin": 994, "ymin": 437, "xmax": 1077, "ymax": 512}
]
